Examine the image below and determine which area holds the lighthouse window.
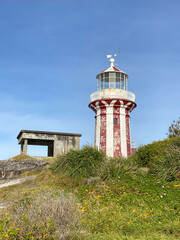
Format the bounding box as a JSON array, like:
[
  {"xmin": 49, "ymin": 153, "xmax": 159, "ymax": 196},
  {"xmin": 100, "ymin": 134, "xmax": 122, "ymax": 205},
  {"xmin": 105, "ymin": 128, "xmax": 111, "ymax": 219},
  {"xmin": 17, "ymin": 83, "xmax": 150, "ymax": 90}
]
[
  {"xmin": 121, "ymin": 80, "xmax": 125, "ymax": 90},
  {"xmin": 120, "ymin": 74, "xmax": 124, "ymax": 89},
  {"xmin": 116, "ymin": 73, "xmax": 120, "ymax": 89},
  {"xmin": 105, "ymin": 78, "xmax": 109, "ymax": 89},
  {"xmin": 104, "ymin": 73, "xmax": 109, "ymax": 89},
  {"xmin": 114, "ymin": 118, "xmax": 118, "ymax": 125},
  {"xmin": 121, "ymin": 74, "xmax": 124, "ymax": 81},
  {"xmin": 101, "ymin": 79, "xmax": 104, "ymax": 90},
  {"xmin": 116, "ymin": 79, "xmax": 120, "ymax": 89},
  {"xmin": 97, "ymin": 76, "xmax": 100, "ymax": 90},
  {"xmin": 100, "ymin": 74, "xmax": 105, "ymax": 90},
  {"xmin": 109, "ymin": 73, "xmax": 116, "ymax": 88},
  {"xmin": 125, "ymin": 77, "xmax": 127, "ymax": 90}
]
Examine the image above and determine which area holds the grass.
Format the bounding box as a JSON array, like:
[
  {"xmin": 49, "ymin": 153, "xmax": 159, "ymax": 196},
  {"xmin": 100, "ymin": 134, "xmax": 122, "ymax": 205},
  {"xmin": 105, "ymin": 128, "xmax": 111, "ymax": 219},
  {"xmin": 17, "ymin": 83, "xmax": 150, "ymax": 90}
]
[
  {"xmin": 0, "ymin": 169, "xmax": 76, "ymax": 205},
  {"xmin": 0, "ymin": 170, "xmax": 179, "ymax": 239},
  {"xmin": 0, "ymin": 140, "xmax": 179, "ymax": 239},
  {"xmin": 51, "ymin": 145, "xmax": 105, "ymax": 179},
  {"xmin": 0, "ymin": 190, "xmax": 81, "ymax": 240},
  {"xmin": 9, "ymin": 153, "xmax": 56, "ymax": 163},
  {"xmin": 76, "ymin": 174, "xmax": 180, "ymax": 239},
  {"xmin": 9, "ymin": 153, "xmax": 34, "ymax": 160}
]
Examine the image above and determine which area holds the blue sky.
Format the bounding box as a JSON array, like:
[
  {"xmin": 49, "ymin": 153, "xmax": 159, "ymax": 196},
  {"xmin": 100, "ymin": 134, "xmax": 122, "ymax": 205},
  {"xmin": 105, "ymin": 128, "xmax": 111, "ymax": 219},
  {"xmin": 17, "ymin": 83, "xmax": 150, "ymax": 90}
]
[{"xmin": 0, "ymin": 0, "xmax": 179, "ymax": 159}]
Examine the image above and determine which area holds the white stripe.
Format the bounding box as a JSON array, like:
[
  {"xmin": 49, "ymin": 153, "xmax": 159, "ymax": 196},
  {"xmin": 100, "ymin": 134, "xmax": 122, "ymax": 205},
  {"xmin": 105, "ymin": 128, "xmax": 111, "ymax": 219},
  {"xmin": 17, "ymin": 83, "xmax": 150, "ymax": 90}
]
[
  {"xmin": 101, "ymin": 100, "xmax": 108, "ymax": 106},
  {"xmin": 90, "ymin": 104, "xmax": 96, "ymax": 111},
  {"xmin": 110, "ymin": 99, "xmax": 117, "ymax": 106},
  {"xmin": 95, "ymin": 102, "xmax": 100, "ymax": 150},
  {"xmin": 120, "ymin": 100, "xmax": 124, "ymax": 106},
  {"xmin": 124, "ymin": 102, "xmax": 131, "ymax": 108},
  {"xmin": 120, "ymin": 107, "xmax": 127, "ymax": 157},
  {"xmin": 106, "ymin": 105, "xmax": 114, "ymax": 157},
  {"xmin": 101, "ymin": 100, "xmax": 116, "ymax": 157},
  {"xmin": 129, "ymin": 103, "xmax": 135, "ymax": 112}
]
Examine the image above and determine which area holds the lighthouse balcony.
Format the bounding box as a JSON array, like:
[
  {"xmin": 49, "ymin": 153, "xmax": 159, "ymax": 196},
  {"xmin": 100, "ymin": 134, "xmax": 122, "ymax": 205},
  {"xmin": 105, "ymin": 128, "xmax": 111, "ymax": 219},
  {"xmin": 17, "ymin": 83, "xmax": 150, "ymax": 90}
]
[{"xmin": 90, "ymin": 89, "xmax": 135, "ymax": 102}]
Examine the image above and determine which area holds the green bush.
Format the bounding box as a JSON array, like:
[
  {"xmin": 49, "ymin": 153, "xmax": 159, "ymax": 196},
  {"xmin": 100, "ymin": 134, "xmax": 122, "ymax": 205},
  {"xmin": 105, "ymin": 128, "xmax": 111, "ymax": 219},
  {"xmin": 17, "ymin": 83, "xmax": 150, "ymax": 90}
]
[
  {"xmin": 134, "ymin": 137, "xmax": 180, "ymax": 181},
  {"xmin": 135, "ymin": 137, "xmax": 180, "ymax": 167},
  {"xmin": 150, "ymin": 144, "xmax": 180, "ymax": 181},
  {"xmin": 50, "ymin": 145, "xmax": 105, "ymax": 178}
]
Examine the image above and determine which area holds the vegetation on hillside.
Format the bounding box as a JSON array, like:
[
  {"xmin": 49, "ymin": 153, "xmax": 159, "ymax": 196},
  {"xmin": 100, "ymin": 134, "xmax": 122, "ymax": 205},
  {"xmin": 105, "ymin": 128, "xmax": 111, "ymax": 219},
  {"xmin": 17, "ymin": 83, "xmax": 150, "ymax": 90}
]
[
  {"xmin": 0, "ymin": 137, "xmax": 179, "ymax": 239},
  {"xmin": 135, "ymin": 137, "xmax": 180, "ymax": 181},
  {"xmin": 50, "ymin": 145, "xmax": 105, "ymax": 179},
  {"xmin": 167, "ymin": 118, "xmax": 180, "ymax": 138},
  {"xmin": 9, "ymin": 153, "xmax": 33, "ymax": 160}
]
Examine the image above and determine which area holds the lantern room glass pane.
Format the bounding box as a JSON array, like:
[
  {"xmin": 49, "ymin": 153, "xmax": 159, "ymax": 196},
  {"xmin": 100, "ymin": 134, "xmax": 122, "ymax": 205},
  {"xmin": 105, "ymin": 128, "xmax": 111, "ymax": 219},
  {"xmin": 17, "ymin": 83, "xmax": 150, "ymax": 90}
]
[
  {"xmin": 116, "ymin": 78, "xmax": 120, "ymax": 88},
  {"xmin": 125, "ymin": 77, "xmax": 127, "ymax": 90},
  {"xmin": 121, "ymin": 80, "xmax": 124, "ymax": 89},
  {"xmin": 104, "ymin": 73, "xmax": 109, "ymax": 89},
  {"xmin": 105, "ymin": 73, "xmax": 109, "ymax": 77},
  {"xmin": 97, "ymin": 76, "xmax": 100, "ymax": 90},
  {"xmin": 115, "ymin": 73, "xmax": 120, "ymax": 89},
  {"xmin": 109, "ymin": 82, "xmax": 116, "ymax": 88},
  {"xmin": 121, "ymin": 73, "xmax": 124, "ymax": 81},
  {"xmin": 105, "ymin": 79, "xmax": 109, "ymax": 89},
  {"xmin": 101, "ymin": 79, "xmax": 104, "ymax": 89},
  {"xmin": 109, "ymin": 73, "xmax": 115, "ymax": 88}
]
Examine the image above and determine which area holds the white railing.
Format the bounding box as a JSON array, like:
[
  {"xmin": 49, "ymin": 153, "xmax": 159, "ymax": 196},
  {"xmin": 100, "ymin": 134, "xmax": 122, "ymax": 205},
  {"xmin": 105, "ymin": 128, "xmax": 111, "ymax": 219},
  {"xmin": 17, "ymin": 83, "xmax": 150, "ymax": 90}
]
[{"xmin": 90, "ymin": 89, "xmax": 135, "ymax": 102}]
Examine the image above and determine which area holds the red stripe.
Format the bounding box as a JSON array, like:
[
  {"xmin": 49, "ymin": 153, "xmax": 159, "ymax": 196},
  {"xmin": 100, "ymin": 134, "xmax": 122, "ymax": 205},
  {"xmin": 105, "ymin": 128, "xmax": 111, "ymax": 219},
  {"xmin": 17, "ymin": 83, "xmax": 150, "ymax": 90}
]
[
  {"xmin": 125, "ymin": 109, "xmax": 131, "ymax": 156},
  {"xmin": 100, "ymin": 103, "xmax": 106, "ymax": 153}
]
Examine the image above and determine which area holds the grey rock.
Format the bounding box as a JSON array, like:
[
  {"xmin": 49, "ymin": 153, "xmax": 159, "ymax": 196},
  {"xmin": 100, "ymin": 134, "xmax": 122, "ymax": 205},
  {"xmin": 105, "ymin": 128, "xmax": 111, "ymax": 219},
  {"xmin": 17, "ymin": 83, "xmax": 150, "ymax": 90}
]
[
  {"xmin": 0, "ymin": 159, "xmax": 49, "ymax": 180},
  {"xmin": 84, "ymin": 177, "xmax": 101, "ymax": 186}
]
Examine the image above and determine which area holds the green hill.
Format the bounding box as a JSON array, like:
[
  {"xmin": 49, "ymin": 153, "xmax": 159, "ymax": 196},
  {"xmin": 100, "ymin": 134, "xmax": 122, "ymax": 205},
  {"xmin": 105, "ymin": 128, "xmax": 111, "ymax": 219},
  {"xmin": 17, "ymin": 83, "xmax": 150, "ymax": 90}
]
[{"xmin": 0, "ymin": 138, "xmax": 179, "ymax": 239}]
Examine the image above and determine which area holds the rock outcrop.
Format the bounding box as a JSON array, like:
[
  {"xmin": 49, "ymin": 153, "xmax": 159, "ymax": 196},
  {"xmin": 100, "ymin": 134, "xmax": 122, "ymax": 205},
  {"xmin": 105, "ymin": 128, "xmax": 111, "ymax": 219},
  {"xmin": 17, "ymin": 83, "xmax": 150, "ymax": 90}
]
[{"xmin": 0, "ymin": 159, "xmax": 49, "ymax": 180}]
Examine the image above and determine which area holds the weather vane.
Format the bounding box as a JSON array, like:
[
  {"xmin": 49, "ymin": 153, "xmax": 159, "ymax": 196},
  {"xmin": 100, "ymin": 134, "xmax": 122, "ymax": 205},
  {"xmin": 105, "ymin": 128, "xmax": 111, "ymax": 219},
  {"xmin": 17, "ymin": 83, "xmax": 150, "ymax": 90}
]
[{"xmin": 106, "ymin": 54, "xmax": 117, "ymax": 67}]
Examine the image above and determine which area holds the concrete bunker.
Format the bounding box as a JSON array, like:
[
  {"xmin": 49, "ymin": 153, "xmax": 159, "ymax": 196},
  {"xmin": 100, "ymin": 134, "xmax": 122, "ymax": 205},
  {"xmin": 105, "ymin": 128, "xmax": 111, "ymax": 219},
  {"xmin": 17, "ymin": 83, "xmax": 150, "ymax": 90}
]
[{"xmin": 17, "ymin": 130, "xmax": 82, "ymax": 157}]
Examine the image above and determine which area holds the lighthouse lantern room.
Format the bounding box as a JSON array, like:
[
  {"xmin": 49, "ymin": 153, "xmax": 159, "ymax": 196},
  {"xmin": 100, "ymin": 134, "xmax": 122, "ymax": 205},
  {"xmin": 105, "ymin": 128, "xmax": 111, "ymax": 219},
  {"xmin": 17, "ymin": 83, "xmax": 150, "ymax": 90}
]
[{"xmin": 89, "ymin": 55, "xmax": 137, "ymax": 157}]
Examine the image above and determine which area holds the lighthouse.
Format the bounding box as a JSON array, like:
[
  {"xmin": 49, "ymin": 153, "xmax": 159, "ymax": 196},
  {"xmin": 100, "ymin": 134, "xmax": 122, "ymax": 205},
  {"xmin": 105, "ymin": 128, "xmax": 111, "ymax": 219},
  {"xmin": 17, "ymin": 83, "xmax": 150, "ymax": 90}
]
[{"xmin": 89, "ymin": 55, "xmax": 136, "ymax": 157}]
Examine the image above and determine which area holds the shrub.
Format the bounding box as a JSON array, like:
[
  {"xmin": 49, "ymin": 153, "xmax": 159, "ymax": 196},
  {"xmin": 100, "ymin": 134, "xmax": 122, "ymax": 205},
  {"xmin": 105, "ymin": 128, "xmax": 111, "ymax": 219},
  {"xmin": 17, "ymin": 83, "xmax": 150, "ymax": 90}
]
[
  {"xmin": 135, "ymin": 137, "xmax": 180, "ymax": 167},
  {"xmin": 98, "ymin": 155, "xmax": 138, "ymax": 180},
  {"xmin": 50, "ymin": 145, "xmax": 105, "ymax": 179},
  {"xmin": 0, "ymin": 190, "xmax": 81, "ymax": 239},
  {"xmin": 150, "ymin": 144, "xmax": 180, "ymax": 181}
]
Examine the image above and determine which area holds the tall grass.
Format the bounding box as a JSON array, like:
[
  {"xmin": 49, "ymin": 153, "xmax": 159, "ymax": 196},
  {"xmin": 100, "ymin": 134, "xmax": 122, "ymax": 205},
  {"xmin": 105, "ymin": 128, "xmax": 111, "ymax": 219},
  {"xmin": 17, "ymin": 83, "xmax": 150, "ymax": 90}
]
[
  {"xmin": 50, "ymin": 145, "xmax": 105, "ymax": 179},
  {"xmin": 97, "ymin": 155, "xmax": 138, "ymax": 180},
  {"xmin": 0, "ymin": 190, "xmax": 81, "ymax": 239}
]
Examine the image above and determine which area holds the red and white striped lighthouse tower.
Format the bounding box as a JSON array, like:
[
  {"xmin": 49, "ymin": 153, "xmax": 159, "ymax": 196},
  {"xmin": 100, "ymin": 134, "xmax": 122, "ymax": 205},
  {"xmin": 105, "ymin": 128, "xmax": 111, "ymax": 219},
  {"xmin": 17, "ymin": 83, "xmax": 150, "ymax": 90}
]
[{"xmin": 89, "ymin": 55, "xmax": 136, "ymax": 157}]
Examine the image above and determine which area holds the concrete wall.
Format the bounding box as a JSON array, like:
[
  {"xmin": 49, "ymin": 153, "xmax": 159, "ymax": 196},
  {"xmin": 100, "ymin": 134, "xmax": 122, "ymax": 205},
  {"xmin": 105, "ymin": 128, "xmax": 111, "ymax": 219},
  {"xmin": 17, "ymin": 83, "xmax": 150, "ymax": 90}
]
[{"xmin": 54, "ymin": 135, "xmax": 80, "ymax": 156}]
